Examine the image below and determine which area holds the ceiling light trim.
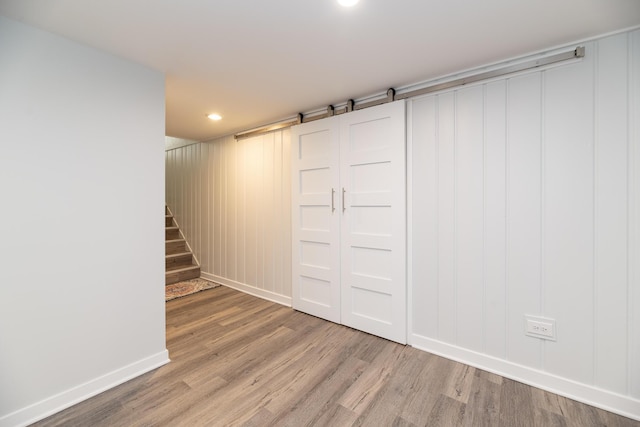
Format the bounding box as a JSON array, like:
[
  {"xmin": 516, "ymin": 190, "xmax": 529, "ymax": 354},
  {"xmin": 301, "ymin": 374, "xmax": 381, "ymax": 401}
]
[{"xmin": 337, "ymin": 0, "xmax": 360, "ymax": 7}]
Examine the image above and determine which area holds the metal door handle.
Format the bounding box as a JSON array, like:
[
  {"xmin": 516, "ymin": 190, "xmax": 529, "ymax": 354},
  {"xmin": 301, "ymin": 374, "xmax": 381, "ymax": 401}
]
[
  {"xmin": 331, "ymin": 188, "xmax": 335, "ymax": 212},
  {"xmin": 342, "ymin": 188, "xmax": 346, "ymax": 212}
]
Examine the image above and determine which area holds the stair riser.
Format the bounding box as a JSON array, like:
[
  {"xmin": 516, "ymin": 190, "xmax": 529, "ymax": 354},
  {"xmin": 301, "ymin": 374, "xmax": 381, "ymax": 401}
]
[
  {"xmin": 166, "ymin": 240, "xmax": 186, "ymax": 254},
  {"xmin": 166, "ymin": 228, "xmax": 180, "ymax": 240},
  {"xmin": 165, "ymin": 216, "xmax": 173, "ymax": 227},
  {"xmin": 166, "ymin": 267, "xmax": 200, "ymax": 285},
  {"xmin": 166, "ymin": 254, "xmax": 194, "ymax": 269}
]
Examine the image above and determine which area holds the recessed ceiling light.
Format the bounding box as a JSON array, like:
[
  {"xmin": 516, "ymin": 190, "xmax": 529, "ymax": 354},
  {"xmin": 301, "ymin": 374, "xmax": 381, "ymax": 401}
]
[
  {"xmin": 337, "ymin": 0, "xmax": 359, "ymax": 6},
  {"xmin": 207, "ymin": 113, "xmax": 222, "ymax": 121}
]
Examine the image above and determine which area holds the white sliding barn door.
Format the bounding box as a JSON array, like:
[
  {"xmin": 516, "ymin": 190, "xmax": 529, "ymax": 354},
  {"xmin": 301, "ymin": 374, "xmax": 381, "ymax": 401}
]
[
  {"xmin": 292, "ymin": 100, "xmax": 407, "ymax": 344},
  {"xmin": 291, "ymin": 118, "xmax": 341, "ymax": 323},
  {"xmin": 340, "ymin": 101, "xmax": 407, "ymax": 344}
]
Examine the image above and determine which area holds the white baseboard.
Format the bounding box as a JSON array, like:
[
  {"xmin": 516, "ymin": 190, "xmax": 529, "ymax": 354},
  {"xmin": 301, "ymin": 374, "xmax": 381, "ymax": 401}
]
[
  {"xmin": 201, "ymin": 272, "xmax": 292, "ymax": 307},
  {"xmin": 411, "ymin": 334, "xmax": 640, "ymax": 422},
  {"xmin": 0, "ymin": 350, "xmax": 170, "ymax": 427}
]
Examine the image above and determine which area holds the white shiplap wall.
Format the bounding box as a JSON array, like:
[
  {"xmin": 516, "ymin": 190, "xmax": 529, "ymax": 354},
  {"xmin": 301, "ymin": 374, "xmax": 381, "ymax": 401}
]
[
  {"xmin": 165, "ymin": 131, "xmax": 292, "ymax": 304},
  {"xmin": 409, "ymin": 30, "xmax": 640, "ymax": 418},
  {"xmin": 165, "ymin": 29, "xmax": 640, "ymax": 419}
]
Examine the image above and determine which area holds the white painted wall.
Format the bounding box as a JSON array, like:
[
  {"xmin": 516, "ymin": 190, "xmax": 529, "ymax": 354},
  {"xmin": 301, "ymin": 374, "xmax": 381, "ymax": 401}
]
[
  {"xmin": 0, "ymin": 16, "xmax": 168, "ymax": 427},
  {"xmin": 409, "ymin": 29, "xmax": 640, "ymax": 419},
  {"xmin": 165, "ymin": 131, "xmax": 292, "ymax": 304}
]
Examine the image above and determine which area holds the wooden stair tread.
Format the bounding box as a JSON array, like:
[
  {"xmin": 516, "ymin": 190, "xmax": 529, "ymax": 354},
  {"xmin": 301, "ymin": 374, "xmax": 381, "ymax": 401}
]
[
  {"xmin": 166, "ymin": 252, "xmax": 192, "ymax": 259},
  {"xmin": 166, "ymin": 264, "xmax": 199, "ymax": 273}
]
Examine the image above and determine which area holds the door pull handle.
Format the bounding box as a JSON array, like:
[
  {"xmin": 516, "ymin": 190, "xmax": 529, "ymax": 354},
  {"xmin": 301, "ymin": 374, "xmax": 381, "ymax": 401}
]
[{"xmin": 331, "ymin": 188, "xmax": 335, "ymax": 212}]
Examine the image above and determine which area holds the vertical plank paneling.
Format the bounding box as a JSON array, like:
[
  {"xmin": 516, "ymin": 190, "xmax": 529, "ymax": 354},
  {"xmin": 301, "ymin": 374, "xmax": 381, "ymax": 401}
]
[
  {"xmin": 243, "ymin": 137, "xmax": 256, "ymax": 287},
  {"xmin": 222, "ymin": 137, "xmax": 232, "ymax": 278},
  {"xmin": 199, "ymin": 143, "xmax": 208, "ymax": 270},
  {"xmin": 185, "ymin": 145, "xmax": 193, "ymax": 251},
  {"xmin": 182, "ymin": 145, "xmax": 190, "ymax": 247},
  {"xmin": 208, "ymin": 142, "xmax": 214, "ymax": 272},
  {"xmin": 593, "ymin": 33, "xmax": 629, "ymax": 394},
  {"xmin": 173, "ymin": 150, "xmax": 181, "ymax": 223},
  {"xmin": 227, "ymin": 137, "xmax": 238, "ymax": 281},
  {"xmin": 273, "ymin": 132, "xmax": 284, "ymax": 296},
  {"xmin": 263, "ymin": 133, "xmax": 275, "ymax": 292},
  {"xmin": 195, "ymin": 143, "xmax": 201, "ymax": 262},
  {"xmin": 236, "ymin": 138, "xmax": 246, "ymax": 284},
  {"xmin": 169, "ymin": 149, "xmax": 175, "ymax": 211},
  {"xmin": 484, "ymin": 80, "xmax": 507, "ymax": 359},
  {"xmin": 165, "ymin": 131, "xmax": 292, "ymax": 302},
  {"xmin": 165, "ymin": 151, "xmax": 172, "ymax": 209},
  {"xmin": 205, "ymin": 144, "xmax": 217, "ymax": 271},
  {"xmin": 212, "ymin": 140, "xmax": 220, "ymax": 275},
  {"xmin": 631, "ymin": 29, "xmax": 640, "ymax": 400},
  {"xmin": 282, "ymin": 130, "xmax": 293, "ymax": 298},
  {"xmin": 410, "ymin": 96, "xmax": 439, "ymax": 339},
  {"xmin": 455, "ymin": 85, "xmax": 485, "ymax": 352},
  {"xmin": 255, "ymin": 136, "xmax": 264, "ymax": 289},
  {"xmin": 175, "ymin": 148, "xmax": 182, "ymax": 218},
  {"xmin": 437, "ymin": 92, "xmax": 457, "ymax": 343},
  {"xmin": 404, "ymin": 29, "xmax": 639, "ymax": 416},
  {"xmin": 201, "ymin": 142, "xmax": 207, "ymax": 270},
  {"xmin": 215, "ymin": 139, "xmax": 224, "ymax": 277},
  {"xmin": 193, "ymin": 143, "xmax": 200, "ymax": 260},
  {"xmin": 505, "ymin": 73, "xmax": 543, "ymax": 369},
  {"xmin": 543, "ymin": 47, "xmax": 595, "ymax": 384},
  {"xmin": 198, "ymin": 143, "xmax": 203, "ymax": 265},
  {"xmin": 186, "ymin": 145, "xmax": 194, "ymax": 253}
]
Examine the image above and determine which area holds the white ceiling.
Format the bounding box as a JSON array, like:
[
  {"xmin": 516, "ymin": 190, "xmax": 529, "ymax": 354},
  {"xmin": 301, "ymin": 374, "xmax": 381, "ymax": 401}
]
[{"xmin": 1, "ymin": 1, "xmax": 639, "ymax": 141}]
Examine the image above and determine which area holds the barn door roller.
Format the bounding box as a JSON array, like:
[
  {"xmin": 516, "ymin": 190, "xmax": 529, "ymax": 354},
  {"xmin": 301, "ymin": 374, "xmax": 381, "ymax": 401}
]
[{"xmin": 235, "ymin": 46, "xmax": 584, "ymax": 139}]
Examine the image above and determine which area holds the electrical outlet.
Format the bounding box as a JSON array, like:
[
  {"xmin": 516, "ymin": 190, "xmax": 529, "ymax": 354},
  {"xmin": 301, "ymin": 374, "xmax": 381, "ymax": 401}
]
[{"xmin": 524, "ymin": 315, "xmax": 556, "ymax": 341}]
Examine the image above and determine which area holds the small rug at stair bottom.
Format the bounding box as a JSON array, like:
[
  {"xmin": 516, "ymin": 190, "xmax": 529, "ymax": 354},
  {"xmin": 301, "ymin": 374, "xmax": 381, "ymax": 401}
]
[{"xmin": 165, "ymin": 278, "xmax": 220, "ymax": 302}]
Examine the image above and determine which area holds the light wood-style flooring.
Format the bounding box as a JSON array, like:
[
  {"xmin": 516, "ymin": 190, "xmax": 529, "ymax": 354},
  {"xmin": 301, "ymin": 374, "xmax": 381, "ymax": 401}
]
[{"xmin": 33, "ymin": 286, "xmax": 639, "ymax": 426}]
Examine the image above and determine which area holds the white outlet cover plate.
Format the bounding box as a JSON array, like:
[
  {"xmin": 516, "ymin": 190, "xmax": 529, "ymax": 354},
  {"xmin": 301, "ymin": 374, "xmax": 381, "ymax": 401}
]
[{"xmin": 524, "ymin": 315, "xmax": 557, "ymax": 341}]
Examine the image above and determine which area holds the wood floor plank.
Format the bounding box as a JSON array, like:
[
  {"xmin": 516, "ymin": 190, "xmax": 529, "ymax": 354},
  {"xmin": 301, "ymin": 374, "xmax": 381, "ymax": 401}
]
[
  {"xmin": 556, "ymin": 394, "xmax": 607, "ymax": 427},
  {"xmin": 355, "ymin": 347, "xmax": 436, "ymax": 426},
  {"xmin": 398, "ymin": 353, "xmax": 451, "ymax": 425},
  {"xmin": 178, "ymin": 323, "xmax": 342, "ymax": 425},
  {"xmin": 314, "ymin": 404, "xmax": 360, "ymax": 426},
  {"xmin": 261, "ymin": 328, "xmax": 364, "ymax": 410},
  {"xmin": 424, "ymin": 394, "xmax": 467, "ymax": 427},
  {"xmin": 442, "ymin": 362, "xmax": 476, "ymax": 404},
  {"xmin": 597, "ymin": 408, "xmax": 640, "ymax": 427},
  {"xmin": 462, "ymin": 373, "xmax": 501, "ymax": 427},
  {"xmin": 391, "ymin": 416, "xmax": 417, "ymax": 427},
  {"xmin": 499, "ymin": 378, "xmax": 535, "ymax": 427},
  {"xmin": 338, "ymin": 342, "xmax": 404, "ymax": 415},
  {"xmin": 534, "ymin": 407, "xmax": 568, "ymax": 427},
  {"xmin": 269, "ymin": 355, "xmax": 368, "ymax": 426},
  {"xmin": 30, "ymin": 287, "xmax": 640, "ymax": 427},
  {"xmin": 240, "ymin": 407, "xmax": 275, "ymax": 427}
]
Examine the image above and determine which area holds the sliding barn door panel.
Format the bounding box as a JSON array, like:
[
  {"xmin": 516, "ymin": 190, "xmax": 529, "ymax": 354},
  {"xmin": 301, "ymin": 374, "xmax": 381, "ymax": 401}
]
[
  {"xmin": 292, "ymin": 100, "xmax": 407, "ymax": 344},
  {"xmin": 291, "ymin": 118, "xmax": 341, "ymax": 323},
  {"xmin": 340, "ymin": 101, "xmax": 407, "ymax": 344}
]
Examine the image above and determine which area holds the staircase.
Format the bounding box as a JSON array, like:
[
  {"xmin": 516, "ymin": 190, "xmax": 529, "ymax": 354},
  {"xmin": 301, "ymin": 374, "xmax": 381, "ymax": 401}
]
[{"xmin": 165, "ymin": 206, "xmax": 200, "ymax": 285}]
